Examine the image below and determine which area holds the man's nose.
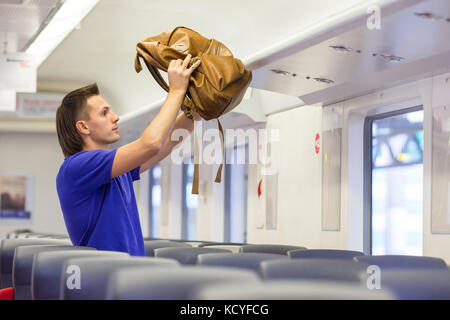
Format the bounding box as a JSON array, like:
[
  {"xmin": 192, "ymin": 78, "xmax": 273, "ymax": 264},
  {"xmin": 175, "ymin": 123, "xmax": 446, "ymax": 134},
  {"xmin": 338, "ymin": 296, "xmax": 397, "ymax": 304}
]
[{"xmin": 112, "ymin": 112, "xmax": 119, "ymax": 122}]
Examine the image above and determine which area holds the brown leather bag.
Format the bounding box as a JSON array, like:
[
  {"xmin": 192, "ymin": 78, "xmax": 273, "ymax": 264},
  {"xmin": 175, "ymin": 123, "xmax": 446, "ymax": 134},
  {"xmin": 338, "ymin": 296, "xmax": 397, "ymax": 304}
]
[{"xmin": 134, "ymin": 26, "xmax": 252, "ymax": 194}]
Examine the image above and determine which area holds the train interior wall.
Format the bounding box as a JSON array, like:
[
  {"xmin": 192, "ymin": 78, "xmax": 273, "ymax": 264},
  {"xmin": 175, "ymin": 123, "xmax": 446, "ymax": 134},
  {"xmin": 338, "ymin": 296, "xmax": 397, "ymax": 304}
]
[{"xmin": 1, "ymin": 69, "xmax": 450, "ymax": 263}]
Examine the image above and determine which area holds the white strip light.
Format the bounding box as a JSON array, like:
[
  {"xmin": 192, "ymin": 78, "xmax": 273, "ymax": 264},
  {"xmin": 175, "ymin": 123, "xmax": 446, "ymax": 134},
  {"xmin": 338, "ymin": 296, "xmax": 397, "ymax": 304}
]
[{"xmin": 26, "ymin": 0, "xmax": 100, "ymax": 68}]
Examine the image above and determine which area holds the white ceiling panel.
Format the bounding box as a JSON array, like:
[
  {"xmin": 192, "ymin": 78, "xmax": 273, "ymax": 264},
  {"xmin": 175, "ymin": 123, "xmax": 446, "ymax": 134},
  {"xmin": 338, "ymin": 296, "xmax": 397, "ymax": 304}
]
[
  {"xmin": 34, "ymin": 0, "xmax": 372, "ymax": 115},
  {"xmin": 0, "ymin": 0, "xmax": 59, "ymax": 53},
  {"xmin": 251, "ymin": 0, "xmax": 450, "ymax": 105}
]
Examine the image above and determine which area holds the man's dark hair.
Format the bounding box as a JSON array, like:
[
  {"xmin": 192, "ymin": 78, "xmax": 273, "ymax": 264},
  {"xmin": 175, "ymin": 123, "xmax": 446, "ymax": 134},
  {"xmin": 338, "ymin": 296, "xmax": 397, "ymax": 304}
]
[{"xmin": 56, "ymin": 83, "xmax": 99, "ymax": 158}]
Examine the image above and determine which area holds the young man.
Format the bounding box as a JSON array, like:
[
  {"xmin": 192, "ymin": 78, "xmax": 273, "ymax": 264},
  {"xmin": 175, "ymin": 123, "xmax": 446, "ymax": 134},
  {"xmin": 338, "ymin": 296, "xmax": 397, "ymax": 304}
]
[{"xmin": 56, "ymin": 54, "xmax": 201, "ymax": 256}]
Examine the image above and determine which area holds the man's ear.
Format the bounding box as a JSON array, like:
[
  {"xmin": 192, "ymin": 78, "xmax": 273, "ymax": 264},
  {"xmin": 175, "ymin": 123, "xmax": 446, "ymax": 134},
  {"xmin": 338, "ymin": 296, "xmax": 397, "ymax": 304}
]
[{"xmin": 75, "ymin": 120, "xmax": 90, "ymax": 135}]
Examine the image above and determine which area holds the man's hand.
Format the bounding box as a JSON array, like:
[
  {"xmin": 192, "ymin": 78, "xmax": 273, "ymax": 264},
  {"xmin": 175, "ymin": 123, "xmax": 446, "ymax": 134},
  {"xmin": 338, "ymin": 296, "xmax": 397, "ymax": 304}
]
[{"xmin": 168, "ymin": 54, "xmax": 201, "ymax": 94}]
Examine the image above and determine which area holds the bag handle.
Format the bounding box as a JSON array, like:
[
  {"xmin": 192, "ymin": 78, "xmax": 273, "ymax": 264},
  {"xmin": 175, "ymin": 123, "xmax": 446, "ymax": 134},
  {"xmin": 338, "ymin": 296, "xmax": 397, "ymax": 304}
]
[{"xmin": 135, "ymin": 54, "xmax": 195, "ymax": 120}]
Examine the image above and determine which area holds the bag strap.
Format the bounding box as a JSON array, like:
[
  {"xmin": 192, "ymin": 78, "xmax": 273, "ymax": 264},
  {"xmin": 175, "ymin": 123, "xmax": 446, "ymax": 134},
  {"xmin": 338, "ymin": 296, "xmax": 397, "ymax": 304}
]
[
  {"xmin": 191, "ymin": 118, "xmax": 225, "ymax": 195},
  {"xmin": 192, "ymin": 119, "xmax": 200, "ymax": 194},
  {"xmin": 214, "ymin": 118, "xmax": 225, "ymax": 183}
]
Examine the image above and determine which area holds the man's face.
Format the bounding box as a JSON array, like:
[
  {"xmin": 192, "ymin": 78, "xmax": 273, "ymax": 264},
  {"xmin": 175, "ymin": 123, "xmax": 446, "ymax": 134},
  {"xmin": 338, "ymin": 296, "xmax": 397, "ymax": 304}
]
[{"xmin": 83, "ymin": 95, "xmax": 120, "ymax": 145}]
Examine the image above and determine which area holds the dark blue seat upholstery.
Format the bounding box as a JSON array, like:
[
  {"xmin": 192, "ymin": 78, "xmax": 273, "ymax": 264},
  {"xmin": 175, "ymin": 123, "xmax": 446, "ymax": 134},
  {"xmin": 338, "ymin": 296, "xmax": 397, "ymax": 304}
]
[
  {"xmin": 354, "ymin": 255, "xmax": 448, "ymax": 271},
  {"xmin": 143, "ymin": 240, "xmax": 191, "ymax": 257},
  {"xmin": 374, "ymin": 269, "xmax": 450, "ymax": 299},
  {"xmin": 12, "ymin": 244, "xmax": 94, "ymax": 300},
  {"xmin": 154, "ymin": 247, "xmax": 232, "ymax": 265},
  {"xmin": 197, "ymin": 253, "xmax": 288, "ymax": 275},
  {"xmin": 0, "ymin": 238, "xmax": 71, "ymax": 289},
  {"xmin": 31, "ymin": 250, "xmax": 128, "ymax": 300},
  {"xmin": 106, "ymin": 266, "xmax": 260, "ymax": 300},
  {"xmin": 260, "ymin": 259, "xmax": 367, "ymax": 282},
  {"xmin": 288, "ymin": 249, "xmax": 364, "ymax": 260},
  {"xmin": 240, "ymin": 244, "xmax": 306, "ymax": 255},
  {"xmin": 61, "ymin": 256, "xmax": 180, "ymax": 300}
]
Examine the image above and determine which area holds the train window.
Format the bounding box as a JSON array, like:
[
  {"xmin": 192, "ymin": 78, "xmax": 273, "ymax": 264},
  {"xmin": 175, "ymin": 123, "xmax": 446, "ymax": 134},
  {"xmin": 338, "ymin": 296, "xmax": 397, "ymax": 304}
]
[
  {"xmin": 149, "ymin": 164, "xmax": 162, "ymax": 238},
  {"xmin": 366, "ymin": 106, "xmax": 423, "ymax": 255},
  {"xmin": 182, "ymin": 162, "xmax": 198, "ymax": 240},
  {"xmin": 224, "ymin": 144, "xmax": 248, "ymax": 243}
]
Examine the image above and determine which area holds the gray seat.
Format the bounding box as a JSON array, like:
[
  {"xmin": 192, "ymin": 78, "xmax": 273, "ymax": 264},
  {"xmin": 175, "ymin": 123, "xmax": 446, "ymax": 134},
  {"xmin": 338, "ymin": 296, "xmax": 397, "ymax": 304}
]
[
  {"xmin": 198, "ymin": 253, "xmax": 288, "ymax": 275},
  {"xmin": 198, "ymin": 243, "xmax": 245, "ymax": 253},
  {"xmin": 288, "ymin": 249, "xmax": 364, "ymax": 260},
  {"xmin": 260, "ymin": 259, "xmax": 368, "ymax": 282},
  {"xmin": 372, "ymin": 268, "xmax": 450, "ymax": 300},
  {"xmin": 61, "ymin": 256, "xmax": 180, "ymax": 300},
  {"xmin": 106, "ymin": 266, "xmax": 260, "ymax": 300},
  {"xmin": 0, "ymin": 238, "xmax": 71, "ymax": 288},
  {"xmin": 154, "ymin": 247, "xmax": 232, "ymax": 265},
  {"xmin": 168, "ymin": 239, "xmax": 217, "ymax": 247},
  {"xmin": 240, "ymin": 244, "xmax": 306, "ymax": 255},
  {"xmin": 354, "ymin": 255, "xmax": 448, "ymax": 271},
  {"xmin": 13, "ymin": 244, "xmax": 95, "ymax": 300},
  {"xmin": 31, "ymin": 250, "xmax": 128, "ymax": 300},
  {"xmin": 198, "ymin": 242, "xmax": 245, "ymax": 247},
  {"xmin": 143, "ymin": 240, "xmax": 191, "ymax": 257},
  {"xmin": 192, "ymin": 280, "xmax": 395, "ymax": 300}
]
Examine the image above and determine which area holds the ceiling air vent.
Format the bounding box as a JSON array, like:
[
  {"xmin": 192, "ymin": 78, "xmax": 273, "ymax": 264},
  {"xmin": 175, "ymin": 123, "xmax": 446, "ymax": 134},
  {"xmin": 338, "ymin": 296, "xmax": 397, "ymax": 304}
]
[
  {"xmin": 314, "ymin": 77, "xmax": 334, "ymax": 84},
  {"xmin": 414, "ymin": 12, "xmax": 443, "ymax": 20},
  {"xmin": 329, "ymin": 45, "xmax": 353, "ymax": 53},
  {"xmin": 379, "ymin": 54, "xmax": 405, "ymax": 63},
  {"xmin": 270, "ymin": 69, "xmax": 297, "ymax": 77}
]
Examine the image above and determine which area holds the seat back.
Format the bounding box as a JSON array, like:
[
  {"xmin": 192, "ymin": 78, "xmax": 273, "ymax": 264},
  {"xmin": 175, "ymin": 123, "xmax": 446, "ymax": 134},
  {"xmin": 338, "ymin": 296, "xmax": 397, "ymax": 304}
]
[
  {"xmin": 31, "ymin": 250, "xmax": 128, "ymax": 300},
  {"xmin": 260, "ymin": 259, "xmax": 367, "ymax": 282},
  {"xmin": 373, "ymin": 269, "xmax": 450, "ymax": 299},
  {"xmin": 154, "ymin": 247, "xmax": 232, "ymax": 265},
  {"xmin": 240, "ymin": 244, "xmax": 307, "ymax": 255},
  {"xmin": 106, "ymin": 266, "xmax": 260, "ymax": 300},
  {"xmin": 354, "ymin": 255, "xmax": 448, "ymax": 271},
  {"xmin": 13, "ymin": 245, "xmax": 94, "ymax": 300},
  {"xmin": 0, "ymin": 238, "xmax": 71, "ymax": 288},
  {"xmin": 143, "ymin": 240, "xmax": 191, "ymax": 257},
  {"xmin": 198, "ymin": 243, "xmax": 245, "ymax": 253},
  {"xmin": 198, "ymin": 253, "xmax": 288, "ymax": 275},
  {"xmin": 192, "ymin": 280, "xmax": 395, "ymax": 300},
  {"xmin": 61, "ymin": 256, "xmax": 180, "ymax": 300},
  {"xmin": 288, "ymin": 249, "xmax": 364, "ymax": 260}
]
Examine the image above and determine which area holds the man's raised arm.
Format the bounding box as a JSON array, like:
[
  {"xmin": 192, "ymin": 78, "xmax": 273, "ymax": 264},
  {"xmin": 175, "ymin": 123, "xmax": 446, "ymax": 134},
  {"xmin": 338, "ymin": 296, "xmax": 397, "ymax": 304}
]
[{"xmin": 111, "ymin": 54, "xmax": 200, "ymax": 178}]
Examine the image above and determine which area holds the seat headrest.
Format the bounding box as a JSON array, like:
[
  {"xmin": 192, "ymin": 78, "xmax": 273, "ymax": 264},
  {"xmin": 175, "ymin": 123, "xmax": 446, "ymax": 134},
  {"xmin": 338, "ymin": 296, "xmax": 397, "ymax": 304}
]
[
  {"xmin": 12, "ymin": 245, "xmax": 94, "ymax": 300},
  {"xmin": 354, "ymin": 255, "xmax": 448, "ymax": 270},
  {"xmin": 288, "ymin": 249, "xmax": 364, "ymax": 260},
  {"xmin": 61, "ymin": 256, "xmax": 180, "ymax": 300},
  {"xmin": 154, "ymin": 247, "xmax": 232, "ymax": 265},
  {"xmin": 31, "ymin": 250, "xmax": 128, "ymax": 300},
  {"xmin": 198, "ymin": 252, "xmax": 288, "ymax": 274},
  {"xmin": 260, "ymin": 259, "xmax": 367, "ymax": 282},
  {"xmin": 106, "ymin": 266, "xmax": 260, "ymax": 300},
  {"xmin": 0, "ymin": 238, "xmax": 72, "ymax": 289},
  {"xmin": 240, "ymin": 244, "xmax": 307, "ymax": 255},
  {"xmin": 143, "ymin": 240, "xmax": 191, "ymax": 257}
]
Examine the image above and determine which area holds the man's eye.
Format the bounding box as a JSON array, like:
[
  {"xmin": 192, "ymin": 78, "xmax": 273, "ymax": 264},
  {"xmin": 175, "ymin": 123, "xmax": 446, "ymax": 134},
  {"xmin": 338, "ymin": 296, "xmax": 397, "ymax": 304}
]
[{"xmin": 103, "ymin": 111, "xmax": 108, "ymax": 115}]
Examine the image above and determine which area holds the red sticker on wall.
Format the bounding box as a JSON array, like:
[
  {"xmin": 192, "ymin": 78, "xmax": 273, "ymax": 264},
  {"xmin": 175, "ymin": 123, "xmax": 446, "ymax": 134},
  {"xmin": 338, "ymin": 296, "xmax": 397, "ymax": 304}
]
[
  {"xmin": 257, "ymin": 179, "xmax": 262, "ymax": 198},
  {"xmin": 315, "ymin": 133, "xmax": 320, "ymax": 154}
]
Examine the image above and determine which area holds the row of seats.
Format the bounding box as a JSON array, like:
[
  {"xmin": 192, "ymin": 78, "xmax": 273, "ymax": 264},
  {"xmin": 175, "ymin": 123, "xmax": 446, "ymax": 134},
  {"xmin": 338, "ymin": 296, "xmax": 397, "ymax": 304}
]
[{"xmin": 1, "ymin": 233, "xmax": 450, "ymax": 299}]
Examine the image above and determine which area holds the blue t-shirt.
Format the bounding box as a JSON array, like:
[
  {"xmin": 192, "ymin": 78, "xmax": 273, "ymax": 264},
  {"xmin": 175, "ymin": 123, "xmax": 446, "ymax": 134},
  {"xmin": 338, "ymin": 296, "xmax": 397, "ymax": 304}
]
[{"xmin": 56, "ymin": 148, "xmax": 145, "ymax": 256}]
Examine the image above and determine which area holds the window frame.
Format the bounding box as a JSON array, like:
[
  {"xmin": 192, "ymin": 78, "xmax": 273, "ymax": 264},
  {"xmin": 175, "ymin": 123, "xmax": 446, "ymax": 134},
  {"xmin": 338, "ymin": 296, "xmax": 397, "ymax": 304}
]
[{"xmin": 363, "ymin": 105, "xmax": 423, "ymax": 255}]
